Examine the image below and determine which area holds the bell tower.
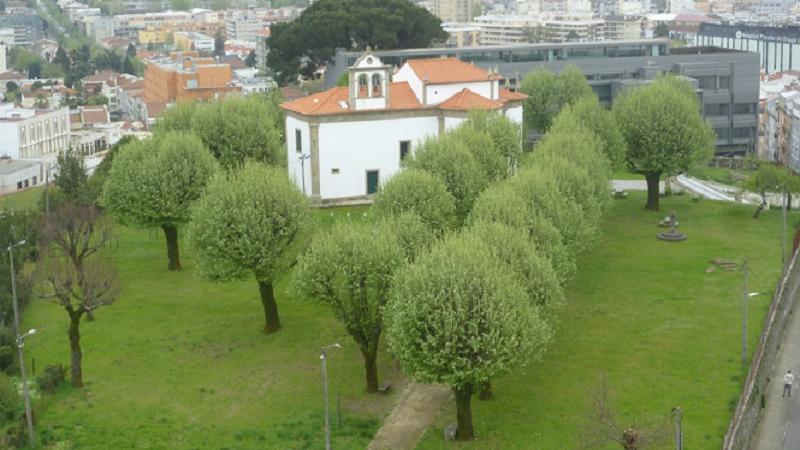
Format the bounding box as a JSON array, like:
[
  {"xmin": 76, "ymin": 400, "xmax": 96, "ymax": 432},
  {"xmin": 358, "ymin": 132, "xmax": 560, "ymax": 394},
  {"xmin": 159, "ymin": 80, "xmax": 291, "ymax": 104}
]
[{"xmin": 348, "ymin": 52, "xmax": 391, "ymax": 111}]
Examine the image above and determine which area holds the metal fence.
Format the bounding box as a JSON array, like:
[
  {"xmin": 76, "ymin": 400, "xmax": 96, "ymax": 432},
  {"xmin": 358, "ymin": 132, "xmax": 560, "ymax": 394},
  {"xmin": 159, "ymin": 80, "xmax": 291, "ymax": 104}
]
[{"xmin": 723, "ymin": 250, "xmax": 800, "ymax": 449}]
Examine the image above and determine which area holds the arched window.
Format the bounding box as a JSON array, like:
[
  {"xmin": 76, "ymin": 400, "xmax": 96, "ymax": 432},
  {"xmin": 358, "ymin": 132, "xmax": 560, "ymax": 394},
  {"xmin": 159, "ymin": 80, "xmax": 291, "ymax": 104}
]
[
  {"xmin": 358, "ymin": 74, "xmax": 368, "ymax": 97},
  {"xmin": 371, "ymin": 73, "xmax": 382, "ymax": 97}
]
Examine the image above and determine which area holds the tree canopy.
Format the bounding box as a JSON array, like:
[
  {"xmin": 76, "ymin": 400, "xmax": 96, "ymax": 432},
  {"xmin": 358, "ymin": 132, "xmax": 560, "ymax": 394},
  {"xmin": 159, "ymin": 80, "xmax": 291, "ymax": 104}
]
[
  {"xmin": 101, "ymin": 132, "xmax": 219, "ymax": 270},
  {"xmin": 613, "ymin": 76, "xmax": 715, "ymax": 210},
  {"xmin": 188, "ymin": 162, "xmax": 311, "ymax": 333},
  {"xmin": 385, "ymin": 232, "xmax": 549, "ymax": 440},
  {"xmin": 371, "ymin": 168, "xmax": 457, "ymax": 236},
  {"xmin": 460, "ymin": 110, "xmax": 523, "ymax": 175},
  {"xmin": 519, "ymin": 65, "xmax": 594, "ymax": 133},
  {"xmin": 267, "ymin": 0, "xmax": 447, "ymax": 84},
  {"xmin": 549, "ymin": 96, "xmax": 626, "ymax": 169},
  {"xmin": 293, "ymin": 219, "xmax": 406, "ymax": 392}
]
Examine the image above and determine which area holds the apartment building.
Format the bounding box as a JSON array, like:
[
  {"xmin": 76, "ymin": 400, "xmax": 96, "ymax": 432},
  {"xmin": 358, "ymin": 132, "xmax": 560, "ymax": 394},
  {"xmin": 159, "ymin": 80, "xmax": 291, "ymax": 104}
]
[
  {"xmin": 0, "ymin": 13, "xmax": 44, "ymax": 46},
  {"xmin": 0, "ymin": 104, "xmax": 70, "ymax": 184},
  {"xmin": 143, "ymin": 52, "xmax": 240, "ymax": 103},
  {"xmin": 174, "ymin": 31, "xmax": 215, "ymax": 53},
  {"xmin": 225, "ymin": 14, "xmax": 266, "ymax": 42},
  {"xmin": 434, "ymin": 0, "xmax": 473, "ymax": 22}
]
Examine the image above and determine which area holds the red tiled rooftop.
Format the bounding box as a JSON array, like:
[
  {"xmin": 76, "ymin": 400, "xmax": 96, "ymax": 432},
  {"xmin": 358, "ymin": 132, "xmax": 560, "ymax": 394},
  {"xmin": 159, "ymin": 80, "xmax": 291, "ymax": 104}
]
[
  {"xmin": 406, "ymin": 58, "xmax": 499, "ymax": 84},
  {"xmin": 438, "ymin": 88, "xmax": 503, "ymax": 111},
  {"xmin": 282, "ymin": 81, "xmax": 422, "ymax": 116}
]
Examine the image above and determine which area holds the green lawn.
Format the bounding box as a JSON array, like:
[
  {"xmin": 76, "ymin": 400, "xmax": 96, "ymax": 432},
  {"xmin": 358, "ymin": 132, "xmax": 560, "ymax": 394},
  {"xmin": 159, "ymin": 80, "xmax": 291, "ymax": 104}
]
[
  {"xmin": 0, "ymin": 187, "xmax": 44, "ymax": 211},
  {"xmin": 20, "ymin": 203, "xmax": 399, "ymax": 449},
  {"xmin": 687, "ymin": 166, "xmax": 750, "ymax": 186},
  {"xmin": 416, "ymin": 192, "xmax": 792, "ymax": 449}
]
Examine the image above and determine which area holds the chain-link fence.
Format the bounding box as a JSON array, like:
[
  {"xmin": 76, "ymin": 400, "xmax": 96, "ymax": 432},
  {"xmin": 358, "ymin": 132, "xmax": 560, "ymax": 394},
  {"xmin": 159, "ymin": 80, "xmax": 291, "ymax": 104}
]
[{"xmin": 723, "ymin": 250, "xmax": 800, "ymax": 449}]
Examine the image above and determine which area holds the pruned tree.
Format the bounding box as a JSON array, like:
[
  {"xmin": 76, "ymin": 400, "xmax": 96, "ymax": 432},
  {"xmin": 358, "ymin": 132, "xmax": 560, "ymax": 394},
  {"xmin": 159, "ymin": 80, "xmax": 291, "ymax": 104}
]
[
  {"xmin": 448, "ymin": 126, "xmax": 507, "ymax": 182},
  {"xmin": 188, "ymin": 162, "xmax": 311, "ymax": 333},
  {"xmin": 520, "ymin": 65, "xmax": 594, "ymax": 134},
  {"xmin": 461, "ymin": 110, "xmax": 523, "ymax": 176},
  {"xmin": 37, "ymin": 203, "xmax": 120, "ymax": 388},
  {"xmin": 372, "ymin": 168, "xmax": 457, "ymax": 236},
  {"xmin": 102, "ymin": 132, "xmax": 219, "ymax": 271},
  {"xmin": 549, "ymin": 96, "xmax": 626, "ymax": 169},
  {"xmin": 469, "ymin": 181, "xmax": 576, "ymax": 284},
  {"xmin": 385, "ymin": 233, "xmax": 550, "ymax": 440},
  {"xmin": 583, "ymin": 375, "xmax": 669, "ymax": 450},
  {"xmin": 293, "ymin": 219, "xmax": 406, "ymax": 392},
  {"xmin": 406, "ymin": 135, "xmax": 489, "ymax": 224},
  {"xmin": 614, "ymin": 76, "xmax": 716, "ymax": 211}
]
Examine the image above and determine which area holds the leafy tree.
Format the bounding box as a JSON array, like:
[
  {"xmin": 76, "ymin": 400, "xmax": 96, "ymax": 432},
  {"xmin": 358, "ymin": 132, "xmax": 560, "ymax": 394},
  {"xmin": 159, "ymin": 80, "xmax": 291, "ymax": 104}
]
[
  {"xmin": 126, "ymin": 43, "xmax": 136, "ymax": 59},
  {"xmin": 0, "ymin": 211, "xmax": 37, "ymax": 327},
  {"xmin": 407, "ymin": 135, "xmax": 488, "ymax": 224},
  {"xmin": 654, "ymin": 22, "xmax": 670, "ymax": 38},
  {"xmin": 385, "ymin": 232, "xmax": 549, "ymax": 440},
  {"xmin": 4, "ymin": 82, "xmax": 17, "ymax": 94},
  {"xmin": 53, "ymin": 47, "xmax": 71, "ymax": 72},
  {"xmin": 613, "ymin": 76, "xmax": 715, "ymax": 210},
  {"xmin": 66, "ymin": 45, "xmax": 92, "ymax": 88},
  {"xmin": 53, "ymin": 151, "xmax": 89, "ymax": 203},
  {"xmin": 372, "ymin": 168, "xmax": 456, "ymax": 236},
  {"xmin": 214, "ymin": 30, "xmax": 225, "ymax": 57},
  {"xmin": 41, "ymin": 63, "xmax": 65, "ymax": 79},
  {"xmin": 170, "ymin": 0, "xmax": 190, "ymax": 10},
  {"xmin": 155, "ymin": 100, "xmax": 197, "ymax": 133},
  {"xmin": 293, "ymin": 220, "xmax": 405, "ymax": 392},
  {"xmin": 26, "ymin": 59, "xmax": 42, "ymax": 79},
  {"xmin": 448, "ymin": 126, "xmax": 506, "ymax": 182},
  {"xmin": 511, "ymin": 167, "xmax": 597, "ymax": 254},
  {"xmin": 469, "ymin": 181, "xmax": 575, "ymax": 284},
  {"xmin": 549, "ymin": 96, "xmax": 626, "ymax": 168},
  {"xmin": 267, "ymin": 0, "xmax": 447, "ymax": 84},
  {"xmin": 520, "ymin": 65, "xmax": 594, "ymax": 133},
  {"xmin": 37, "ymin": 204, "xmax": 119, "ymax": 388},
  {"xmin": 189, "ymin": 96, "xmax": 285, "ymax": 168},
  {"xmin": 336, "ymin": 72, "xmax": 348, "ymax": 87},
  {"xmin": 245, "ymin": 50, "xmax": 256, "ymax": 68},
  {"xmin": 745, "ymin": 160, "xmax": 800, "ymax": 218},
  {"xmin": 102, "ymin": 133, "xmax": 219, "ymax": 271},
  {"xmin": 86, "ymin": 94, "xmax": 108, "ymax": 105},
  {"xmin": 461, "ymin": 110, "xmax": 523, "ymax": 175},
  {"xmin": 188, "ymin": 162, "xmax": 311, "ymax": 333}
]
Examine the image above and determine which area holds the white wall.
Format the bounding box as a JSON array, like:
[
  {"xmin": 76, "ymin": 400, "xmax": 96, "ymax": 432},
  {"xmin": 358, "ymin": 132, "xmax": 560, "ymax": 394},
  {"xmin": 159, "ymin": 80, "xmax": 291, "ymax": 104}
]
[
  {"xmin": 0, "ymin": 164, "xmax": 40, "ymax": 195},
  {"xmin": 317, "ymin": 116, "xmax": 439, "ymax": 199},
  {"xmin": 425, "ymin": 82, "xmax": 492, "ymax": 105},
  {"xmin": 444, "ymin": 116, "xmax": 465, "ymax": 131},
  {"xmin": 285, "ymin": 115, "xmax": 311, "ymax": 195},
  {"xmin": 505, "ymin": 105, "xmax": 523, "ymax": 124},
  {"xmin": 393, "ymin": 64, "xmax": 423, "ymax": 103},
  {"xmin": 0, "ymin": 122, "xmax": 21, "ymax": 159}
]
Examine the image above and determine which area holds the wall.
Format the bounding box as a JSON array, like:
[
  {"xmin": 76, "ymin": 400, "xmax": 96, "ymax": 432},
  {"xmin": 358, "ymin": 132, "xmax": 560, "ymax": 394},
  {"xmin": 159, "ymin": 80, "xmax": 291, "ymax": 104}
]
[
  {"xmin": 285, "ymin": 115, "xmax": 310, "ymax": 195},
  {"xmin": 0, "ymin": 164, "xmax": 39, "ymax": 194},
  {"xmin": 0, "ymin": 122, "xmax": 21, "ymax": 159},
  {"xmin": 504, "ymin": 104, "xmax": 523, "ymax": 123},
  {"xmin": 393, "ymin": 64, "xmax": 423, "ymax": 102},
  {"xmin": 317, "ymin": 116, "xmax": 439, "ymax": 200},
  {"xmin": 425, "ymin": 81, "xmax": 492, "ymax": 104}
]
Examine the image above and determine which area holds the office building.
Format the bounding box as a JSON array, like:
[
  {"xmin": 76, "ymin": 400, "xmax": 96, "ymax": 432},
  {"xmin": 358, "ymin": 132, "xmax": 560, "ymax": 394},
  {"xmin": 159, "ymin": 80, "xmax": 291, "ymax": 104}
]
[
  {"xmin": 328, "ymin": 39, "xmax": 760, "ymax": 155},
  {"xmin": 143, "ymin": 52, "xmax": 240, "ymax": 103},
  {"xmin": 0, "ymin": 13, "xmax": 44, "ymax": 46}
]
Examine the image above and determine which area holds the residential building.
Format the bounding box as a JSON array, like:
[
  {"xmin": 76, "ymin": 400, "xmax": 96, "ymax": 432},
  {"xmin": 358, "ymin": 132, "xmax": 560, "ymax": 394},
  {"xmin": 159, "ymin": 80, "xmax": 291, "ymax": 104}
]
[
  {"xmin": 0, "ymin": 44, "xmax": 5, "ymax": 74},
  {"xmin": 282, "ymin": 54, "xmax": 525, "ymax": 203},
  {"xmin": 442, "ymin": 23, "xmax": 481, "ymax": 47},
  {"xmin": 604, "ymin": 15, "xmax": 648, "ymax": 40},
  {"xmin": 225, "ymin": 14, "xmax": 267, "ymax": 42},
  {"xmin": 434, "ymin": 0, "xmax": 473, "ymax": 22},
  {"xmin": 138, "ymin": 28, "xmax": 171, "ymax": 45},
  {"xmin": 328, "ymin": 39, "xmax": 760, "ymax": 155},
  {"xmin": 0, "ymin": 159, "xmax": 40, "ymax": 194},
  {"xmin": 143, "ymin": 52, "xmax": 240, "ymax": 103},
  {"xmin": 0, "ymin": 28, "xmax": 15, "ymax": 47},
  {"xmin": 0, "ymin": 103, "xmax": 70, "ymax": 180},
  {"xmin": 255, "ymin": 28, "xmax": 270, "ymax": 70},
  {"xmin": 173, "ymin": 31, "xmax": 215, "ymax": 53},
  {"xmin": 0, "ymin": 13, "xmax": 44, "ymax": 46},
  {"xmin": 84, "ymin": 16, "xmax": 115, "ymax": 44}
]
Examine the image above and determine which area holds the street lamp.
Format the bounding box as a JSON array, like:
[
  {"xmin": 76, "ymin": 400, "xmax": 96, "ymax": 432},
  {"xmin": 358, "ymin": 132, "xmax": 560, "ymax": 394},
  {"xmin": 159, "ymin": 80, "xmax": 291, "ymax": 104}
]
[
  {"xmin": 741, "ymin": 259, "xmax": 761, "ymax": 368},
  {"xmin": 320, "ymin": 343, "xmax": 341, "ymax": 450},
  {"xmin": 7, "ymin": 240, "xmax": 35, "ymax": 448},
  {"xmin": 299, "ymin": 154, "xmax": 310, "ymax": 196}
]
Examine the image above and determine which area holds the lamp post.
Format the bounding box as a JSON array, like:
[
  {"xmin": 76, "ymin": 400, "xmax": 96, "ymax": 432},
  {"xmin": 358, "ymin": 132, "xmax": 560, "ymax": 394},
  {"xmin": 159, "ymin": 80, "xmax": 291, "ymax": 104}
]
[
  {"xmin": 320, "ymin": 343, "xmax": 341, "ymax": 450},
  {"xmin": 741, "ymin": 259, "xmax": 760, "ymax": 367},
  {"xmin": 671, "ymin": 407, "xmax": 683, "ymax": 450},
  {"xmin": 299, "ymin": 154, "xmax": 310, "ymax": 196},
  {"xmin": 8, "ymin": 240, "xmax": 35, "ymax": 448}
]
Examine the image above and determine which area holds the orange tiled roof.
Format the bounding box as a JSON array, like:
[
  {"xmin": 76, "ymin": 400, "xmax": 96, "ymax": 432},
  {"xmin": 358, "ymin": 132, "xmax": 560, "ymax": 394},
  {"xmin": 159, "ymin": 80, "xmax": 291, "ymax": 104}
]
[
  {"xmin": 282, "ymin": 81, "xmax": 422, "ymax": 116},
  {"xmin": 438, "ymin": 88, "xmax": 503, "ymax": 111},
  {"xmin": 499, "ymin": 88, "xmax": 527, "ymax": 102},
  {"xmin": 406, "ymin": 58, "xmax": 498, "ymax": 84}
]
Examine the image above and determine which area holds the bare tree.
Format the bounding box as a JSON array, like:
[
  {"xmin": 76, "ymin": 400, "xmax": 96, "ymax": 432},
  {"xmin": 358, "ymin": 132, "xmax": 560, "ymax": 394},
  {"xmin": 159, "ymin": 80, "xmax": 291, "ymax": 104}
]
[
  {"xmin": 37, "ymin": 203, "xmax": 120, "ymax": 388},
  {"xmin": 582, "ymin": 375, "xmax": 669, "ymax": 450}
]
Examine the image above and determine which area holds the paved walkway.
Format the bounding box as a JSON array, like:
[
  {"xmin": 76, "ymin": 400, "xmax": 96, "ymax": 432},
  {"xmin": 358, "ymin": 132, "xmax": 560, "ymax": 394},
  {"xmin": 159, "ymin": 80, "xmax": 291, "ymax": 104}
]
[
  {"xmin": 368, "ymin": 383, "xmax": 451, "ymax": 450},
  {"xmin": 752, "ymin": 305, "xmax": 800, "ymax": 450}
]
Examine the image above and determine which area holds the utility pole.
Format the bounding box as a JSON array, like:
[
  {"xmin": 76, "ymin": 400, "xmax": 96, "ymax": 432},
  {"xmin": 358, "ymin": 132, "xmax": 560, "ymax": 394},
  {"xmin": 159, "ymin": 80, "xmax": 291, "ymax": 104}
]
[
  {"xmin": 8, "ymin": 241, "xmax": 35, "ymax": 448},
  {"xmin": 320, "ymin": 343, "xmax": 340, "ymax": 450},
  {"xmin": 672, "ymin": 407, "xmax": 683, "ymax": 450},
  {"xmin": 742, "ymin": 259, "xmax": 749, "ymax": 368}
]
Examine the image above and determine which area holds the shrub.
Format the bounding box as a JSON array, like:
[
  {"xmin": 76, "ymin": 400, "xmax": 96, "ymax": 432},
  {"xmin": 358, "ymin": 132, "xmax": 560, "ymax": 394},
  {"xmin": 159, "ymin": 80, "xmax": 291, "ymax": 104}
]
[
  {"xmin": 0, "ymin": 375, "xmax": 19, "ymax": 423},
  {"xmin": 37, "ymin": 364, "xmax": 65, "ymax": 394}
]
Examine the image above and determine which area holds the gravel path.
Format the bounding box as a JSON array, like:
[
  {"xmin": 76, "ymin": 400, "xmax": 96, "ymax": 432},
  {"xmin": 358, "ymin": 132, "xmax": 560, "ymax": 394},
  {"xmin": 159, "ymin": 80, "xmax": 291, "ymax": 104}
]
[{"xmin": 368, "ymin": 383, "xmax": 451, "ymax": 450}]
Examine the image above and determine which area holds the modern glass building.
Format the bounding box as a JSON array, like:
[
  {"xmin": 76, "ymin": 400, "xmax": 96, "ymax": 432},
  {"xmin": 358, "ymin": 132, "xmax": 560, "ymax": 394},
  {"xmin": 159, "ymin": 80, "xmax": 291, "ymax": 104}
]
[{"xmin": 328, "ymin": 39, "xmax": 759, "ymax": 155}]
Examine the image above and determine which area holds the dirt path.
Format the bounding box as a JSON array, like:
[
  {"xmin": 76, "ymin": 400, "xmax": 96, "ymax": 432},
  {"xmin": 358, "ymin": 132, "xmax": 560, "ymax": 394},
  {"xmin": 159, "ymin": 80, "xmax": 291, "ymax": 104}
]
[{"xmin": 368, "ymin": 383, "xmax": 451, "ymax": 450}]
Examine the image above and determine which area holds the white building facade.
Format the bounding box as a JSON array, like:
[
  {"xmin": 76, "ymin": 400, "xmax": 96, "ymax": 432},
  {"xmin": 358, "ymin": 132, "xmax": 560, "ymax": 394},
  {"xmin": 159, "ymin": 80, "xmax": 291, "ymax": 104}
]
[
  {"xmin": 281, "ymin": 54, "xmax": 526, "ymax": 203},
  {"xmin": 0, "ymin": 104, "xmax": 70, "ymax": 180}
]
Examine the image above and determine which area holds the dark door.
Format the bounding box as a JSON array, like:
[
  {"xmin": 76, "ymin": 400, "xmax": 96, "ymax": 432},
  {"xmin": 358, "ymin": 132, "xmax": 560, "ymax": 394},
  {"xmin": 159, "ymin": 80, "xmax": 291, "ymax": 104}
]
[{"xmin": 366, "ymin": 170, "xmax": 379, "ymax": 195}]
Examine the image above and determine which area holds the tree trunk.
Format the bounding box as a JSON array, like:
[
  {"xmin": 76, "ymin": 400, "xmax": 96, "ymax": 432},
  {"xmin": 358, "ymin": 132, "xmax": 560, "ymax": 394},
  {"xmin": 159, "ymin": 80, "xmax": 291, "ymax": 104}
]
[
  {"xmin": 788, "ymin": 191, "xmax": 793, "ymax": 211},
  {"xmin": 86, "ymin": 310, "xmax": 94, "ymax": 321},
  {"xmin": 479, "ymin": 380, "xmax": 493, "ymax": 400},
  {"xmin": 258, "ymin": 281, "xmax": 281, "ymax": 333},
  {"xmin": 161, "ymin": 224, "xmax": 181, "ymax": 271},
  {"xmin": 454, "ymin": 383, "xmax": 475, "ymax": 441},
  {"xmin": 68, "ymin": 311, "xmax": 83, "ymax": 388},
  {"xmin": 362, "ymin": 348, "xmax": 379, "ymax": 393},
  {"xmin": 754, "ymin": 191, "xmax": 767, "ymax": 219},
  {"xmin": 644, "ymin": 172, "xmax": 661, "ymax": 211},
  {"xmin": 793, "ymin": 225, "xmax": 800, "ymax": 256}
]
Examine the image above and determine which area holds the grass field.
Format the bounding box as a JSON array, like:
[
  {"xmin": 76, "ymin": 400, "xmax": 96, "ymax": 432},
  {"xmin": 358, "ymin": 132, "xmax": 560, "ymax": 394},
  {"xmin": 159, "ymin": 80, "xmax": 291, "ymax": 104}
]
[
  {"xmin": 3, "ymin": 187, "xmax": 793, "ymax": 449},
  {"xmin": 416, "ymin": 193, "xmax": 793, "ymax": 450},
  {"xmin": 0, "ymin": 187, "xmax": 44, "ymax": 211}
]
